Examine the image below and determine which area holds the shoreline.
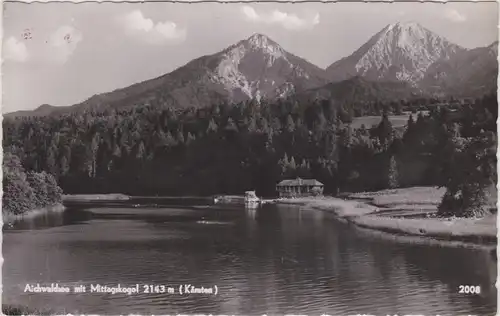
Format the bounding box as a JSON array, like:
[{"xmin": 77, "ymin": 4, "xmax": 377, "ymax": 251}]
[
  {"xmin": 276, "ymin": 190, "xmax": 497, "ymax": 247},
  {"xmin": 2, "ymin": 203, "xmax": 66, "ymax": 225},
  {"xmin": 26, "ymin": 190, "xmax": 496, "ymax": 247},
  {"xmin": 62, "ymin": 193, "xmax": 131, "ymax": 203}
]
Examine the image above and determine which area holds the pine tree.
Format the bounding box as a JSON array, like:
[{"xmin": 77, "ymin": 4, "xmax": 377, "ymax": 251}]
[
  {"xmin": 60, "ymin": 156, "xmax": 70, "ymax": 176},
  {"xmin": 135, "ymin": 141, "xmax": 146, "ymax": 160},
  {"xmin": 403, "ymin": 114, "xmax": 421, "ymax": 155},
  {"xmin": 286, "ymin": 115, "xmax": 295, "ymax": 133},
  {"xmin": 225, "ymin": 117, "xmax": 238, "ymax": 132},
  {"xmin": 176, "ymin": 130, "xmax": 185, "ymax": 144},
  {"xmin": 207, "ymin": 118, "xmax": 218, "ymax": 134},
  {"xmin": 247, "ymin": 117, "xmax": 257, "ymax": 133},
  {"xmin": 278, "ymin": 153, "xmax": 290, "ymax": 175},
  {"xmin": 155, "ymin": 128, "xmax": 168, "ymax": 147},
  {"xmin": 165, "ymin": 132, "xmax": 177, "ymax": 147},
  {"xmin": 46, "ymin": 145, "xmax": 58, "ymax": 176},
  {"xmin": 186, "ymin": 132, "xmax": 196, "ymax": 145},
  {"xmin": 387, "ymin": 155, "xmax": 399, "ymax": 189},
  {"xmin": 272, "ymin": 118, "xmax": 282, "ymax": 131},
  {"xmin": 265, "ymin": 131, "xmax": 274, "ymax": 152},
  {"xmin": 89, "ymin": 133, "xmax": 100, "ymax": 178},
  {"xmin": 289, "ymin": 156, "xmax": 297, "ymax": 170},
  {"xmin": 377, "ymin": 111, "xmax": 393, "ymax": 149}
]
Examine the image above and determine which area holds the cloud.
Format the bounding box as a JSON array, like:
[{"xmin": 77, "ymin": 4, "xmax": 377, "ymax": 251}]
[
  {"xmin": 241, "ymin": 6, "xmax": 320, "ymax": 31},
  {"xmin": 118, "ymin": 10, "xmax": 186, "ymax": 44},
  {"xmin": 45, "ymin": 25, "xmax": 83, "ymax": 64},
  {"xmin": 4, "ymin": 37, "xmax": 29, "ymax": 63},
  {"xmin": 444, "ymin": 9, "xmax": 466, "ymax": 23}
]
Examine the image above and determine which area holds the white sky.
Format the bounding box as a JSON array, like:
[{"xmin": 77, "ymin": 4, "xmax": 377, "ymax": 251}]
[{"xmin": 2, "ymin": 2, "xmax": 498, "ymax": 113}]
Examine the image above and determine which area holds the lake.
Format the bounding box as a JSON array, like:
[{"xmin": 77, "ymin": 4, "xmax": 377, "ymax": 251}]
[{"xmin": 3, "ymin": 201, "xmax": 497, "ymax": 315}]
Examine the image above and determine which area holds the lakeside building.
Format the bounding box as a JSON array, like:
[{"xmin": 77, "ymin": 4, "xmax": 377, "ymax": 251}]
[{"xmin": 276, "ymin": 178, "xmax": 324, "ymax": 198}]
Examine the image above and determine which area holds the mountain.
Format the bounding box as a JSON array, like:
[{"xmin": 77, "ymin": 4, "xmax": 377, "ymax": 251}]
[
  {"xmin": 6, "ymin": 27, "xmax": 497, "ymax": 119},
  {"xmin": 204, "ymin": 33, "xmax": 329, "ymax": 101},
  {"xmin": 326, "ymin": 22, "xmax": 466, "ymax": 87},
  {"xmin": 7, "ymin": 34, "xmax": 329, "ymax": 118},
  {"xmin": 4, "ymin": 104, "xmax": 66, "ymax": 118},
  {"xmin": 423, "ymin": 41, "xmax": 498, "ymax": 97}
]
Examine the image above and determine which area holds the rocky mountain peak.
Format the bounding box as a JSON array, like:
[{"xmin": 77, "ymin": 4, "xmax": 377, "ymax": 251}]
[
  {"xmin": 327, "ymin": 21, "xmax": 466, "ymax": 85},
  {"xmin": 206, "ymin": 33, "xmax": 324, "ymax": 102},
  {"xmin": 387, "ymin": 21, "xmax": 422, "ymax": 31},
  {"xmin": 233, "ymin": 33, "xmax": 286, "ymax": 59},
  {"xmin": 246, "ymin": 33, "xmax": 277, "ymax": 47}
]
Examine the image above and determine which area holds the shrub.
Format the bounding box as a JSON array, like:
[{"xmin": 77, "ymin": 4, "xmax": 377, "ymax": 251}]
[
  {"xmin": 3, "ymin": 153, "xmax": 63, "ymax": 215},
  {"xmin": 43, "ymin": 172, "xmax": 63, "ymax": 204},
  {"xmin": 3, "ymin": 172, "xmax": 35, "ymax": 214},
  {"xmin": 26, "ymin": 171, "xmax": 49, "ymax": 208},
  {"xmin": 311, "ymin": 186, "xmax": 323, "ymax": 196}
]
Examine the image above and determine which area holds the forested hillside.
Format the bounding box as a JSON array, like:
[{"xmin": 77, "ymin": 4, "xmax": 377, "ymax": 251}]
[{"xmin": 3, "ymin": 92, "xmax": 496, "ymax": 217}]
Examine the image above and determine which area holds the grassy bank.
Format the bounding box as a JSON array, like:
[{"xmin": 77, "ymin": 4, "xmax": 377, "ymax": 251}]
[
  {"xmin": 347, "ymin": 186, "xmax": 446, "ymax": 209},
  {"xmin": 62, "ymin": 193, "xmax": 130, "ymax": 202},
  {"xmin": 277, "ymin": 187, "xmax": 497, "ymax": 245},
  {"xmin": 3, "ymin": 203, "xmax": 65, "ymax": 225}
]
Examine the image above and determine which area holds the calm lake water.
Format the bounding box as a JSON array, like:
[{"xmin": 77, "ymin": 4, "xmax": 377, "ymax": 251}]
[{"xmin": 3, "ymin": 201, "xmax": 497, "ymax": 315}]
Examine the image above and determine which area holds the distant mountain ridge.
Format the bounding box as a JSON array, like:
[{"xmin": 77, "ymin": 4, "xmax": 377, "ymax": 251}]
[
  {"xmin": 5, "ymin": 24, "xmax": 497, "ymax": 118},
  {"xmin": 6, "ymin": 34, "xmax": 329, "ymax": 118},
  {"xmin": 422, "ymin": 41, "xmax": 498, "ymax": 97},
  {"xmin": 6, "ymin": 104, "xmax": 63, "ymax": 117}
]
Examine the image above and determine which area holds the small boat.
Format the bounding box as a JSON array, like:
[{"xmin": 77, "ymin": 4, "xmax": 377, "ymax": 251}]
[{"xmin": 244, "ymin": 191, "xmax": 261, "ymax": 208}]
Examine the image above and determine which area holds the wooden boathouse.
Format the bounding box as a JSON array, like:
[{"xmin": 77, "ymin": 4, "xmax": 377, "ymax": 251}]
[{"xmin": 276, "ymin": 177, "xmax": 324, "ymax": 198}]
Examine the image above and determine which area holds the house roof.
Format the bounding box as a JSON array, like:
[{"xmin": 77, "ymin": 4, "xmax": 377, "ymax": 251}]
[{"xmin": 276, "ymin": 177, "xmax": 324, "ymax": 187}]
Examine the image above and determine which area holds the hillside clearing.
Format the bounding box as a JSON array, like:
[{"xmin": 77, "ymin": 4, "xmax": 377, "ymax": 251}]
[{"xmin": 350, "ymin": 111, "xmax": 429, "ymax": 129}]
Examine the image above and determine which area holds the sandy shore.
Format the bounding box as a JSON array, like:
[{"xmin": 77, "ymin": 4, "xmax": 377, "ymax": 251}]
[
  {"xmin": 2, "ymin": 203, "xmax": 66, "ymax": 225},
  {"xmin": 276, "ymin": 187, "xmax": 497, "ymax": 245}
]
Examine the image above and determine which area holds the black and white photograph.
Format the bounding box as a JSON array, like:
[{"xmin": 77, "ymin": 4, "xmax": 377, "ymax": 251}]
[{"xmin": 2, "ymin": 1, "xmax": 498, "ymax": 315}]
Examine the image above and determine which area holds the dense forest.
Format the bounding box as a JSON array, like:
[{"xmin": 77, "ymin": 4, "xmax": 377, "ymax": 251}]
[
  {"xmin": 3, "ymin": 93, "xmax": 497, "ymax": 217},
  {"xmin": 3, "ymin": 152, "xmax": 63, "ymax": 215}
]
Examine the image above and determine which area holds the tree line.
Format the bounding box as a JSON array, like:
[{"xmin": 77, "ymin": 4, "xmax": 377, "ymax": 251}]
[{"xmin": 3, "ymin": 93, "xmax": 497, "ymax": 217}]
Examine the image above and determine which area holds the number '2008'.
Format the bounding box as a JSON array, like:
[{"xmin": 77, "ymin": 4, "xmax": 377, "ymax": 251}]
[{"xmin": 459, "ymin": 285, "xmax": 481, "ymax": 294}]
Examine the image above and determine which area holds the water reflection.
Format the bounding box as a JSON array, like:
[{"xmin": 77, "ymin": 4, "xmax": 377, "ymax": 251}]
[
  {"xmin": 3, "ymin": 208, "xmax": 92, "ymax": 231},
  {"xmin": 245, "ymin": 208, "xmax": 257, "ymax": 220},
  {"xmin": 2, "ymin": 202, "xmax": 497, "ymax": 315},
  {"xmin": 400, "ymin": 246, "xmax": 496, "ymax": 313}
]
